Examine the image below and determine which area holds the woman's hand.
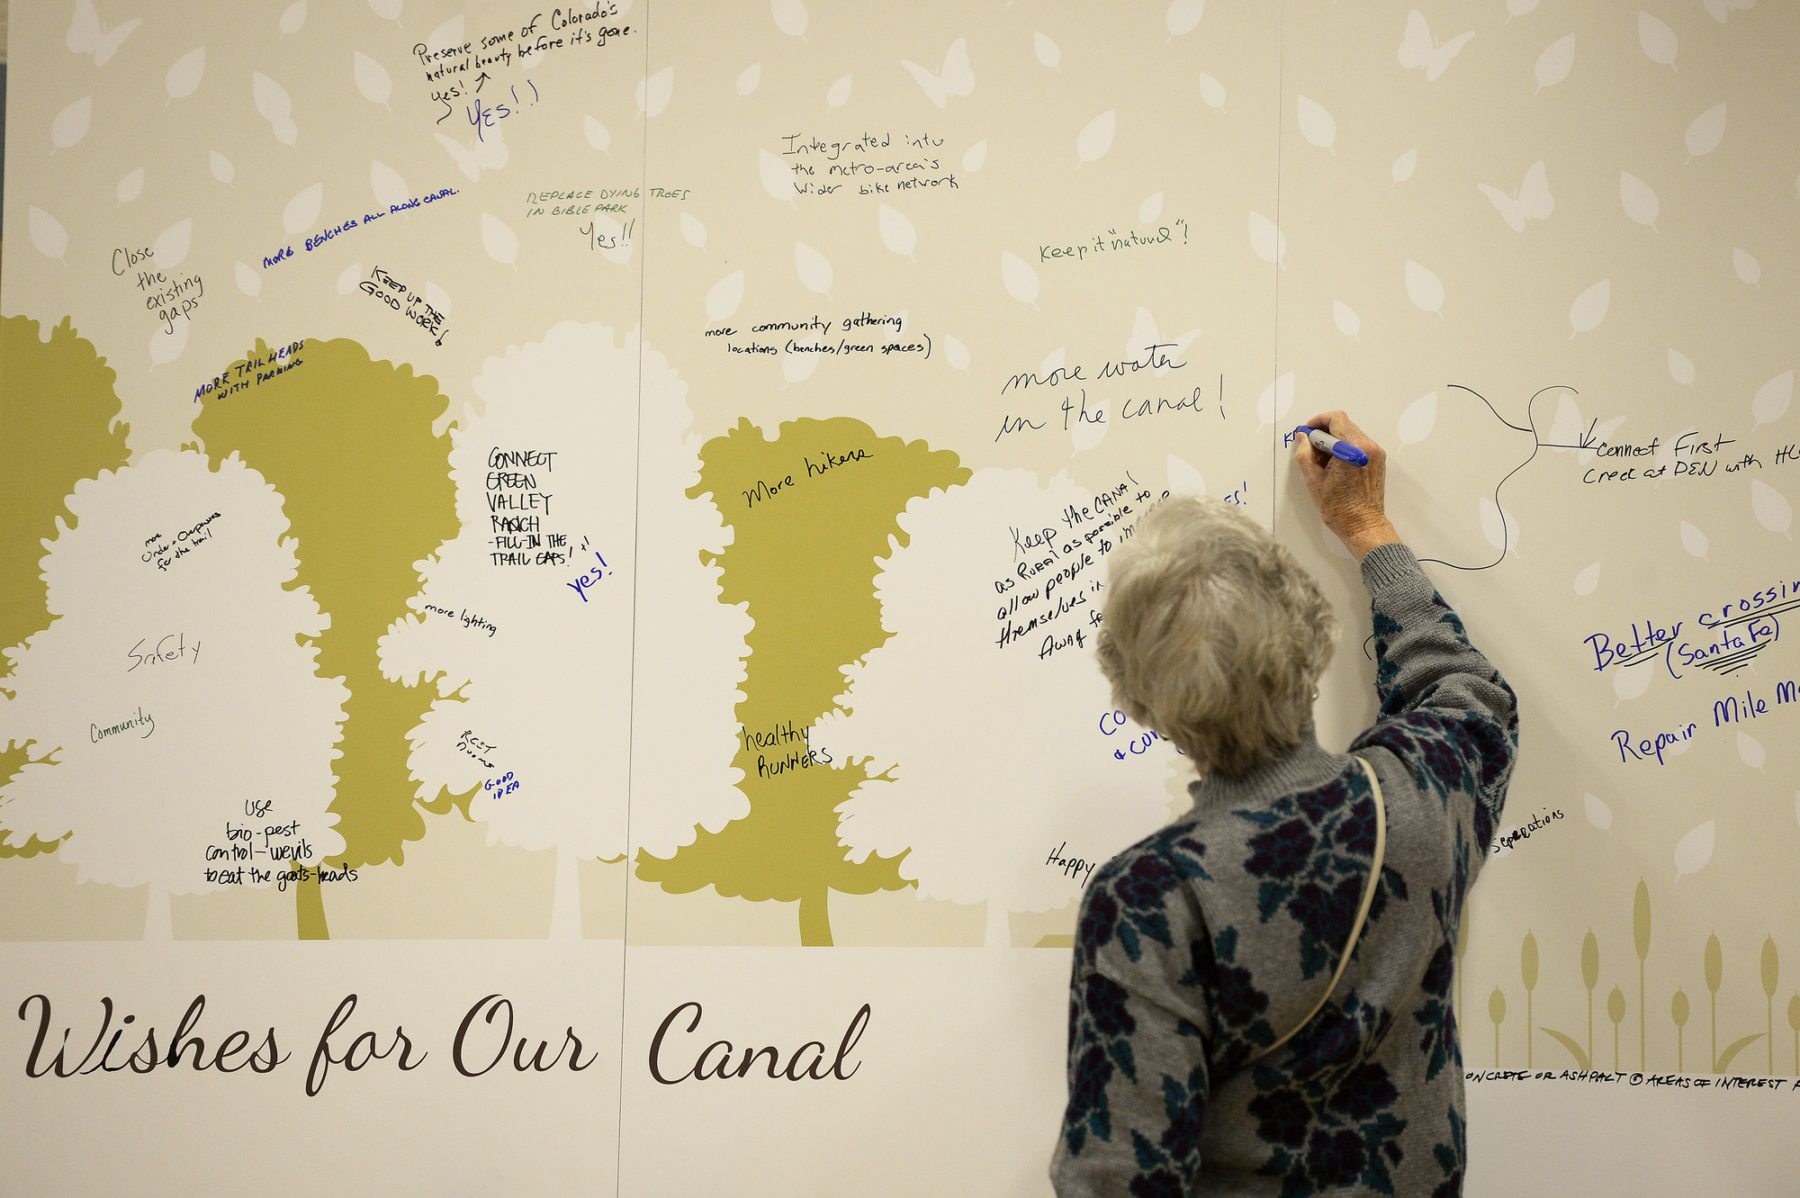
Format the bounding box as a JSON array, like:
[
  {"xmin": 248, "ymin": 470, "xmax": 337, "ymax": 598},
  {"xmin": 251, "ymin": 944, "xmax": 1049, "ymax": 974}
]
[{"xmin": 1294, "ymin": 410, "xmax": 1401, "ymax": 560}]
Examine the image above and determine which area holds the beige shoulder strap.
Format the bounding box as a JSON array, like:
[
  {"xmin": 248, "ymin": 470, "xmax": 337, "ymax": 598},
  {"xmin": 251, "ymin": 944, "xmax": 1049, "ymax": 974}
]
[{"xmin": 1248, "ymin": 755, "xmax": 1387, "ymax": 1062}]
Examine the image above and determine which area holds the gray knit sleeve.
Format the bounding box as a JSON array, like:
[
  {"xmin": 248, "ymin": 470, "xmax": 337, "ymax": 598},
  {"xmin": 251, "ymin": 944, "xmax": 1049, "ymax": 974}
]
[{"xmin": 1351, "ymin": 542, "xmax": 1518, "ymax": 847}]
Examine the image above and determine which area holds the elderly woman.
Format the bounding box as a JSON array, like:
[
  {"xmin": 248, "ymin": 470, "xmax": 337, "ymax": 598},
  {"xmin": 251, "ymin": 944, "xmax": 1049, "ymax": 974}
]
[{"xmin": 1053, "ymin": 412, "xmax": 1516, "ymax": 1197}]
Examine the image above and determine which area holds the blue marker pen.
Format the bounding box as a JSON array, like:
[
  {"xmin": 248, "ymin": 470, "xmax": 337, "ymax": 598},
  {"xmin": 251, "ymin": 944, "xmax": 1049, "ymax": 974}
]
[{"xmin": 1295, "ymin": 425, "xmax": 1370, "ymax": 467}]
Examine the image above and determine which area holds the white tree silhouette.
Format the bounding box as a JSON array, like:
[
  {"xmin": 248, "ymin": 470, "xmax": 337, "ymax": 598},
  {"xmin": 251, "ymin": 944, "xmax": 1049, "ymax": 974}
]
[
  {"xmin": 815, "ymin": 468, "xmax": 1178, "ymax": 947},
  {"xmin": 380, "ymin": 322, "xmax": 747, "ymax": 939},
  {"xmin": 1, "ymin": 450, "xmax": 346, "ymax": 936}
]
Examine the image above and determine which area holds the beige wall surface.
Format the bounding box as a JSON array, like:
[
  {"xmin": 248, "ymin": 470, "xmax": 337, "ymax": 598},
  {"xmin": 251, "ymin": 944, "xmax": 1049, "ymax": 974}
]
[{"xmin": 2, "ymin": 2, "xmax": 1798, "ymax": 1194}]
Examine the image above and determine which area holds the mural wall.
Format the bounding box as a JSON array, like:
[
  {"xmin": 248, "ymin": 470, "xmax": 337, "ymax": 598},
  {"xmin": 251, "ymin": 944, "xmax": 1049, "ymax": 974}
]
[{"xmin": 3, "ymin": 1, "xmax": 1798, "ymax": 1192}]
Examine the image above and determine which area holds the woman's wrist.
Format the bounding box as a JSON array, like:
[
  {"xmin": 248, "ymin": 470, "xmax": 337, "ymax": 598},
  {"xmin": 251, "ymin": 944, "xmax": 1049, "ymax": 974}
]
[{"xmin": 1342, "ymin": 518, "xmax": 1401, "ymax": 560}]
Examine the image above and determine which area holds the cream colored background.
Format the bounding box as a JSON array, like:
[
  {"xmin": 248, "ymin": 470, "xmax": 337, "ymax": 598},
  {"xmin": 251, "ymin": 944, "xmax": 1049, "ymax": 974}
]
[{"xmin": 3, "ymin": 1, "xmax": 1799, "ymax": 1193}]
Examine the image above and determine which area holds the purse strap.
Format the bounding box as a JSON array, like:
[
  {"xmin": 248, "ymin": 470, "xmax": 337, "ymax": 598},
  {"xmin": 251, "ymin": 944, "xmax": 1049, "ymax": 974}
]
[{"xmin": 1247, "ymin": 755, "xmax": 1387, "ymax": 1062}]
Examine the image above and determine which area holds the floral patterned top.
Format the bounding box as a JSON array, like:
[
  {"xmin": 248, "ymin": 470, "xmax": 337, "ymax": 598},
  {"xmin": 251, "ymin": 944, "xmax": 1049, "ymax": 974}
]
[{"xmin": 1052, "ymin": 543, "xmax": 1517, "ymax": 1197}]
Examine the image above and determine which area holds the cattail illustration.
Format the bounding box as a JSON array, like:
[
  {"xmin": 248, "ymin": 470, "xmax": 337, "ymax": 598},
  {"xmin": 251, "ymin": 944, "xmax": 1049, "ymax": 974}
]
[
  {"xmin": 1762, "ymin": 937, "xmax": 1779, "ymax": 1075},
  {"xmin": 1521, "ymin": 931, "xmax": 1539, "ymax": 1068},
  {"xmin": 1582, "ymin": 929, "xmax": 1600, "ymax": 1061},
  {"xmin": 1696, "ymin": 934, "xmax": 1765, "ymax": 1073},
  {"xmin": 1705, "ymin": 933, "xmax": 1723, "ymax": 1072},
  {"xmin": 1634, "ymin": 880, "xmax": 1651, "ymax": 1071},
  {"xmin": 1489, "ymin": 986, "xmax": 1507, "ymax": 1067},
  {"xmin": 1787, "ymin": 994, "xmax": 1800, "ymax": 1076},
  {"xmin": 1672, "ymin": 989, "xmax": 1690, "ymax": 1072},
  {"xmin": 1607, "ymin": 986, "xmax": 1626, "ymax": 1070}
]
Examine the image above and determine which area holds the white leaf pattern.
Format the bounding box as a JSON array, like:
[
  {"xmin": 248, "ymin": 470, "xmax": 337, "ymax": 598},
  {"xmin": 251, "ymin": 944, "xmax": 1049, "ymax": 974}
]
[
  {"xmin": 353, "ymin": 52, "xmax": 392, "ymax": 108},
  {"xmin": 1750, "ymin": 480, "xmax": 1792, "ymax": 535},
  {"xmin": 795, "ymin": 242, "xmax": 834, "ymax": 296},
  {"xmin": 1397, "ymin": 392, "xmax": 1437, "ymax": 444},
  {"xmin": 1296, "ymin": 95, "xmax": 1336, "ymax": 152},
  {"xmin": 1739, "ymin": 732, "xmax": 1766, "ymax": 770},
  {"xmin": 706, "ymin": 271, "xmax": 746, "ymax": 322},
  {"xmin": 480, "ymin": 212, "xmax": 520, "ymax": 265},
  {"xmin": 1000, "ymin": 252, "xmax": 1040, "ymax": 306},
  {"xmin": 1613, "ymin": 663, "xmax": 1652, "ymax": 701},
  {"xmin": 877, "ymin": 205, "xmax": 916, "ymax": 258},
  {"xmin": 282, "ymin": 186, "xmax": 321, "ymax": 237},
  {"xmin": 1250, "ymin": 212, "xmax": 1286, "ymax": 265},
  {"xmin": 28, "ymin": 207, "xmax": 69, "ymax": 260},
  {"xmin": 1620, "ymin": 172, "xmax": 1659, "ymax": 228},
  {"xmin": 1534, "ymin": 34, "xmax": 1575, "ymax": 91},
  {"xmin": 1639, "ymin": 13, "xmax": 1678, "ymax": 68},
  {"xmin": 1733, "ymin": 248, "xmax": 1761, "ymax": 287},
  {"xmin": 166, "ymin": 48, "xmax": 206, "ymax": 101},
  {"xmin": 1479, "ymin": 496, "xmax": 1517, "ymax": 554},
  {"xmin": 1668, "ymin": 349, "xmax": 1695, "ymax": 386},
  {"xmin": 759, "ymin": 150, "xmax": 794, "ymax": 204},
  {"xmin": 370, "ymin": 161, "xmax": 409, "ymax": 209},
  {"xmin": 51, "ymin": 98, "xmax": 92, "ymax": 150},
  {"xmin": 148, "ymin": 319, "xmax": 188, "ymax": 367},
  {"xmin": 1752, "ymin": 371, "xmax": 1793, "ymax": 426},
  {"xmin": 1584, "ymin": 793, "xmax": 1612, "ymax": 831},
  {"xmin": 1166, "ymin": 455, "xmax": 1207, "ymax": 495},
  {"xmin": 1569, "ymin": 278, "xmax": 1611, "ymax": 335},
  {"xmin": 1405, "ymin": 259, "xmax": 1444, "ymax": 314},
  {"xmin": 1167, "ymin": 0, "xmax": 1205, "ymax": 37},
  {"xmin": 771, "ymin": 0, "xmax": 808, "ymax": 39},
  {"xmin": 153, "ymin": 218, "xmax": 193, "ymax": 269},
  {"xmin": 1255, "ymin": 373, "xmax": 1295, "ymax": 427},
  {"xmin": 638, "ymin": 68, "xmax": 674, "ymax": 118},
  {"xmin": 1076, "ymin": 110, "xmax": 1116, "ymax": 165},
  {"xmin": 1685, "ymin": 103, "xmax": 1727, "ymax": 159}
]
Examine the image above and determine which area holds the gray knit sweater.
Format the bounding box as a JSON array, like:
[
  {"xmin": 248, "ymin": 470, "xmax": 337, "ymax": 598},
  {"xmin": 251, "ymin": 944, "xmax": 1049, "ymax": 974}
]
[{"xmin": 1052, "ymin": 543, "xmax": 1518, "ymax": 1197}]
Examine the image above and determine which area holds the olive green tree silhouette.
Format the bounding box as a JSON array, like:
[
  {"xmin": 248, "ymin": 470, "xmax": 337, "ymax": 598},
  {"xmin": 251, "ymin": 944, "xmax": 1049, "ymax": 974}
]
[
  {"xmin": 0, "ymin": 315, "xmax": 131, "ymax": 859},
  {"xmin": 634, "ymin": 417, "xmax": 968, "ymax": 945},
  {"xmin": 194, "ymin": 338, "xmax": 466, "ymax": 937}
]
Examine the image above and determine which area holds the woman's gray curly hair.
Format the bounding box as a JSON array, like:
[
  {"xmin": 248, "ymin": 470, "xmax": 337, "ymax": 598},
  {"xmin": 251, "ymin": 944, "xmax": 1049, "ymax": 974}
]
[{"xmin": 1096, "ymin": 497, "xmax": 1338, "ymax": 779}]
